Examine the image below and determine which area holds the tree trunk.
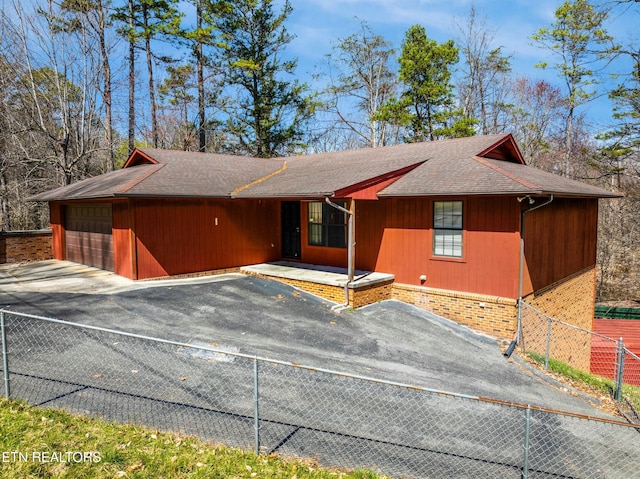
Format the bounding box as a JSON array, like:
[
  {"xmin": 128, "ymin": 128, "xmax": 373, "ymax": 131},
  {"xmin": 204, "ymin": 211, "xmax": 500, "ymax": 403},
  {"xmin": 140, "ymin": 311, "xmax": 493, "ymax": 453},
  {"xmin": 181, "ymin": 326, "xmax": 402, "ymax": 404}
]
[
  {"xmin": 197, "ymin": 0, "xmax": 206, "ymax": 152},
  {"xmin": 0, "ymin": 172, "xmax": 10, "ymax": 231},
  {"xmin": 128, "ymin": 0, "xmax": 136, "ymax": 155},
  {"xmin": 143, "ymin": 6, "xmax": 158, "ymax": 149},
  {"xmin": 97, "ymin": 0, "xmax": 114, "ymax": 170}
]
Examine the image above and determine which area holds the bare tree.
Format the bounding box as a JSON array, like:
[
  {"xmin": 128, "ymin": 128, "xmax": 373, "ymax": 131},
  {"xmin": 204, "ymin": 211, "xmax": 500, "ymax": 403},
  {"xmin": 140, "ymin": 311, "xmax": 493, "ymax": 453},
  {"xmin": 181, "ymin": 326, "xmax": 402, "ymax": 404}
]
[
  {"xmin": 507, "ymin": 77, "xmax": 566, "ymax": 168},
  {"xmin": 61, "ymin": 0, "xmax": 116, "ymax": 172},
  {"xmin": 318, "ymin": 21, "xmax": 397, "ymax": 148},
  {"xmin": 4, "ymin": 0, "xmax": 106, "ymax": 185},
  {"xmin": 456, "ymin": 5, "xmax": 512, "ymax": 135}
]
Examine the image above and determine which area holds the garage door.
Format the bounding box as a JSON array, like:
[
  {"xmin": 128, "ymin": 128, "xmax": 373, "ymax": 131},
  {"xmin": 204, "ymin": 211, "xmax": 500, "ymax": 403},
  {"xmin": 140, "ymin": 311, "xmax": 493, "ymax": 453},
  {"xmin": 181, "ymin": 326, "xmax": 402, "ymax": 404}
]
[{"xmin": 65, "ymin": 204, "xmax": 114, "ymax": 271}]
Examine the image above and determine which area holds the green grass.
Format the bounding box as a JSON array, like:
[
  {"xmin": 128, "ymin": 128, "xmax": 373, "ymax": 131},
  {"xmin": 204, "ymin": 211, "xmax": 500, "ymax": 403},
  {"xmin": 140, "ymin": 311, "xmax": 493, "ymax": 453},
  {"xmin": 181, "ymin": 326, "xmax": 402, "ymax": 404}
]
[
  {"xmin": 0, "ymin": 399, "xmax": 386, "ymax": 479},
  {"xmin": 527, "ymin": 351, "xmax": 640, "ymax": 411}
]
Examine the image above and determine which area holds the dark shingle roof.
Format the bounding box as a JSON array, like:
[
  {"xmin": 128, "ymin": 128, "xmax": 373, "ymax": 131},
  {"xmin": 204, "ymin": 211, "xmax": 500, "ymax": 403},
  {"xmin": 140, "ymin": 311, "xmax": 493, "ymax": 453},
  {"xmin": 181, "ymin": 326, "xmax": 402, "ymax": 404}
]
[
  {"xmin": 30, "ymin": 150, "xmax": 285, "ymax": 201},
  {"xmin": 378, "ymin": 155, "xmax": 621, "ymax": 198},
  {"xmin": 127, "ymin": 149, "xmax": 284, "ymax": 197},
  {"xmin": 29, "ymin": 164, "xmax": 163, "ymax": 201},
  {"xmin": 29, "ymin": 134, "xmax": 620, "ymax": 202},
  {"xmin": 237, "ymin": 134, "xmax": 513, "ymax": 198}
]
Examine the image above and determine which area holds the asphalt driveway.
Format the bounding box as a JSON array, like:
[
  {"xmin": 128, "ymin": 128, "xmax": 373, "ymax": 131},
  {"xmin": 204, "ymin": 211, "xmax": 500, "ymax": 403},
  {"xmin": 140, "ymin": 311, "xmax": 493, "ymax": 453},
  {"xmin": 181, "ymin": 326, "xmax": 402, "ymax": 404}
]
[
  {"xmin": 2, "ymin": 261, "xmax": 638, "ymax": 478},
  {"xmin": 0, "ymin": 260, "xmax": 610, "ymax": 417}
]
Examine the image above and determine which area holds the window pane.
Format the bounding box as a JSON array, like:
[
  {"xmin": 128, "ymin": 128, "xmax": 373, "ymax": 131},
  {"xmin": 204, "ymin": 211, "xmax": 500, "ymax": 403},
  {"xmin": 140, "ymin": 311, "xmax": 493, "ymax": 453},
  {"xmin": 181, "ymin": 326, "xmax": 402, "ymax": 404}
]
[
  {"xmin": 433, "ymin": 229, "xmax": 462, "ymax": 257},
  {"xmin": 328, "ymin": 209, "xmax": 346, "ymax": 225},
  {"xmin": 308, "ymin": 202, "xmax": 323, "ymax": 223},
  {"xmin": 308, "ymin": 223, "xmax": 323, "ymax": 245},
  {"xmin": 433, "ymin": 201, "xmax": 463, "ymax": 257},
  {"xmin": 327, "ymin": 224, "xmax": 346, "ymax": 248}
]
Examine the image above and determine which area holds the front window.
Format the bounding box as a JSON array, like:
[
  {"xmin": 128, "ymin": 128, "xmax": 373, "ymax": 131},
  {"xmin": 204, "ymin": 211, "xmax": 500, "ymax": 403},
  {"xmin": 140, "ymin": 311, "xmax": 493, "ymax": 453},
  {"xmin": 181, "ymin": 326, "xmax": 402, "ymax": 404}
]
[
  {"xmin": 433, "ymin": 201, "xmax": 463, "ymax": 257},
  {"xmin": 308, "ymin": 201, "xmax": 347, "ymax": 248}
]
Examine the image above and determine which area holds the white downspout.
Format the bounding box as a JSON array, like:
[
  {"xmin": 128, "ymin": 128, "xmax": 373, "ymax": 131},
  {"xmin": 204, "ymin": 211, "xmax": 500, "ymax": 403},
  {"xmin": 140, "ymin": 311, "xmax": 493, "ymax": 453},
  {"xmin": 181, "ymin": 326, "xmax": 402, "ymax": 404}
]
[{"xmin": 325, "ymin": 197, "xmax": 354, "ymax": 306}]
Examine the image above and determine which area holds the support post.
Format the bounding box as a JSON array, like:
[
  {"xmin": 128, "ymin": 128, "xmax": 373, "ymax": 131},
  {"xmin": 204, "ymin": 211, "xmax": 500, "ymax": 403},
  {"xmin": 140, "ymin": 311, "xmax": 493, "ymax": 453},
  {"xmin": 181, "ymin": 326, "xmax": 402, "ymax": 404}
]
[
  {"xmin": 522, "ymin": 406, "xmax": 531, "ymax": 479},
  {"xmin": 253, "ymin": 356, "xmax": 260, "ymax": 455},
  {"xmin": 615, "ymin": 338, "xmax": 625, "ymax": 403},
  {"xmin": 1, "ymin": 310, "xmax": 10, "ymax": 400},
  {"xmin": 544, "ymin": 316, "xmax": 552, "ymax": 370}
]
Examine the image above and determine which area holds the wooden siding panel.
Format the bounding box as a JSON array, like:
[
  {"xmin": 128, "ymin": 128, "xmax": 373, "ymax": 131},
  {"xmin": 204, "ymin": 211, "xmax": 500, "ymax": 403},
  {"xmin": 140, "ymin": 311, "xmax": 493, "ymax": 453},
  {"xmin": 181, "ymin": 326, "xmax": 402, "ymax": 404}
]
[
  {"xmin": 49, "ymin": 202, "xmax": 65, "ymax": 260},
  {"xmin": 134, "ymin": 198, "xmax": 280, "ymax": 279},
  {"xmin": 524, "ymin": 198, "xmax": 598, "ymax": 294},
  {"xmin": 112, "ymin": 200, "xmax": 135, "ymax": 279},
  {"xmin": 356, "ymin": 197, "xmax": 521, "ymax": 298}
]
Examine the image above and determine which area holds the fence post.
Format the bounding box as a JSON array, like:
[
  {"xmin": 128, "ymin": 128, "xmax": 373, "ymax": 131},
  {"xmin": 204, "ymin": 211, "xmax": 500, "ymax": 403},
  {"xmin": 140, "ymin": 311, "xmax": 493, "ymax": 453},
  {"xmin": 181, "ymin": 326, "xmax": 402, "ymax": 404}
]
[
  {"xmin": 522, "ymin": 405, "xmax": 531, "ymax": 479},
  {"xmin": 253, "ymin": 356, "xmax": 260, "ymax": 455},
  {"xmin": 614, "ymin": 338, "xmax": 625, "ymax": 403},
  {"xmin": 1, "ymin": 310, "xmax": 10, "ymax": 400},
  {"xmin": 544, "ymin": 316, "xmax": 552, "ymax": 370}
]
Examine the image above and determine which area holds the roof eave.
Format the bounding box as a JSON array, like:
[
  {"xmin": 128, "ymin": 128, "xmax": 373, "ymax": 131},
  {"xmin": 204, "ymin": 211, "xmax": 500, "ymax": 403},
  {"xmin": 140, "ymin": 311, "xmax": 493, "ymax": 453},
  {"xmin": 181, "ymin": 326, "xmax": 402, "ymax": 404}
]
[{"xmin": 376, "ymin": 190, "xmax": 623, "ymax": 199}]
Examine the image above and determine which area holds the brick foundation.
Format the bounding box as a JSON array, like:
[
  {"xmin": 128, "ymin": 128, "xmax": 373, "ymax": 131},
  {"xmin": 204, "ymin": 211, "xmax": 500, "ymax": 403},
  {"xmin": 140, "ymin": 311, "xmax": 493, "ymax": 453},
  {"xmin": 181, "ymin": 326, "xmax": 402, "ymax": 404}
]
[
  {"xmin": 0, "ymin": 230, "xmax": 53, "ymax": 264},
  {"xmin": 139, "ymin": 267, "xmax": 241, "ymax": 281},
  {"xmin": 244, "ymin": 272, "xmax": 394, "ymax": 308},
  {"xmin": 521, "ymin": 267, "xmax": 596, "ymax": 371},
  {"xmin": 392, "ymin": 283, "xmax": 518, "ymax": 339},
  {"xmin": 524, "ymin": 267, "xmax": 596, "ymax": 331}
]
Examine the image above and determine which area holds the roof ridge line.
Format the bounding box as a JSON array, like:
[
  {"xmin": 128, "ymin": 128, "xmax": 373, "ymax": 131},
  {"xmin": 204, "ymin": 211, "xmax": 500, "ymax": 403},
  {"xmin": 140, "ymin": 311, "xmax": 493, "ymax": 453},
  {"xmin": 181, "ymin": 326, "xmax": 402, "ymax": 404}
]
[
  {"xmin": 472, "ymin": 156, "xmax": 541, "ymax": 191},
  {"xmin": 231, "ymin": 160, "xmax": 287, "ymax": 197},
  {"xmin": 116, "ymin": 163, "xmax": 165, "ymax": 194}
]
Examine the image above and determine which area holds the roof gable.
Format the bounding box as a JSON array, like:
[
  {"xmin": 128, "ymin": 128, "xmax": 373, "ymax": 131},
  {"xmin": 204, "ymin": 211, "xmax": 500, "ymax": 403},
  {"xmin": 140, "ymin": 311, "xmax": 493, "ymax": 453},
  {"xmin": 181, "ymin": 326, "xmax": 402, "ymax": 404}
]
[
  {"xmin": 477, "ymin": 134, "xmax": 525, "ymax": 164},
  {"xmin": 123, "ymin": 149, "xmax": 160, "ymax": 167}
]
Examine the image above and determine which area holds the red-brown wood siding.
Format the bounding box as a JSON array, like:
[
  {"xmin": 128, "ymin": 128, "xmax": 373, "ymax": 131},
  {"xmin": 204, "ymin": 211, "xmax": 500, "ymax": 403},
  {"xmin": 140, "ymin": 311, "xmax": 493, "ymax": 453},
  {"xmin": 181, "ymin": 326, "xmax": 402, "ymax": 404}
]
[
  {"xmin": 112, "ymin": 200, "xmax": 135, "ymax": 279},
  {"xmin": 355, "ymin": 196, "xmax": 522, "ymax": 298},
  {"xmin": 523, "ymin": 198, "xmax": 598, "ymax": 295},
  {"xmin": 133, "ymin": 198, "xmax": 280, "ymax": 279},
  {"xmin": 49, "ymin": 202, "xmax": 65, "ymax": 260},
  {"xmin": 299, "ymin": 201, "xmax": 349, "ymax": 267}
]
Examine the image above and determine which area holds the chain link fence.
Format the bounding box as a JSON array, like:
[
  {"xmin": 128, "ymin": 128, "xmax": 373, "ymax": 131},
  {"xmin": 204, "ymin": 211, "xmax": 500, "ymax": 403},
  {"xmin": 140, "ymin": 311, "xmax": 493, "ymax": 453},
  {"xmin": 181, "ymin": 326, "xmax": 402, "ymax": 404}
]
[
  {"xmin": 519, "ymin": 301, "xmax": 640, "ymax": 424},
  {"xmin": 1, "ymin": 309, "xmax": 639, "ymax": 478}
]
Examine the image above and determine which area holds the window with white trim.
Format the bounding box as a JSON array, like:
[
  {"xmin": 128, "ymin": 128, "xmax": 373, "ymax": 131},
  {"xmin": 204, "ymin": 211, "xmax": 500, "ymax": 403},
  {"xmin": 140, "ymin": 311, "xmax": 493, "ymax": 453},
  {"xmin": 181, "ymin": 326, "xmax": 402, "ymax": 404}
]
[{"xmin": 433, "ymin": 201, "xmax": 463, "ymax": 257}]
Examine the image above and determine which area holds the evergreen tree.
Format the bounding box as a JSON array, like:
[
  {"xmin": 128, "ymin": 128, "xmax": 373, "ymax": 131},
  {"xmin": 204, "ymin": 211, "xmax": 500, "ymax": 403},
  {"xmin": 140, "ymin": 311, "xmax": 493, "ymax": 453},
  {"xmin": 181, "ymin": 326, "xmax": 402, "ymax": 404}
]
[
  {"xmin": 214, "ymin": 0, "xmax": 316, "ymax": 157},
  {"xmin": 531, "ymin": 0, "xmax": 618, "ymax": 176},
  {"xmin": 377, "ymin": 25, "xmax": 475, "ymax": 142}
]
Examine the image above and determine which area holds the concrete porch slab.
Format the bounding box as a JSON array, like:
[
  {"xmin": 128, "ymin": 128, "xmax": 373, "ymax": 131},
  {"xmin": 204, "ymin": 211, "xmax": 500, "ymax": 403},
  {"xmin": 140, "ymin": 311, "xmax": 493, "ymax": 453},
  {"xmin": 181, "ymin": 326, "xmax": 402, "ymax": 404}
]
[{"xmin": 240, "ymin": 261, "xmax": 394, "ymax": 288}]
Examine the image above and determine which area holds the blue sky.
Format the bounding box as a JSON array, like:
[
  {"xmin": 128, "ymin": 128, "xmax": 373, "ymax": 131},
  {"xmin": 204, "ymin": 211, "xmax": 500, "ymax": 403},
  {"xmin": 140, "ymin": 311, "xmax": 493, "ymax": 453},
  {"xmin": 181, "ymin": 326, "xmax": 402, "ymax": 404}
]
[
  {"xmin": 287, "ymin": 0, "xmax": 556, "ymax": 74},
  {"xmin": 281, "ymin": 0, "xmax": 636, "ymax": 132}
]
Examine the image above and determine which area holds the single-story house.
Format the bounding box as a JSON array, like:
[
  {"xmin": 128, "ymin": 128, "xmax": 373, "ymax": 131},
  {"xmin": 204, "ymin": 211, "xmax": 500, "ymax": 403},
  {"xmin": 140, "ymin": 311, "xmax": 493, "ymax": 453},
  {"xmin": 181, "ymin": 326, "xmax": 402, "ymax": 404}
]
[{"xmin": 30, "ymin": 133, "xmax": 620, "ymax": 339}]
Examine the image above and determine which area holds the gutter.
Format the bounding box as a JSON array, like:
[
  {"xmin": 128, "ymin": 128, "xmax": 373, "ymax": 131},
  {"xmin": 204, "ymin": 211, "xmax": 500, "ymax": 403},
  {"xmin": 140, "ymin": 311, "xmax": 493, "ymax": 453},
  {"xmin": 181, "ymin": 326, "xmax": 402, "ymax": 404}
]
[
  {"xmin": 325, "ymin": 197, "xmax": 354, "ymax": 307},
  {"xmin": 505, "ymin": 194, "xmax": 554, "ymax": 358}
]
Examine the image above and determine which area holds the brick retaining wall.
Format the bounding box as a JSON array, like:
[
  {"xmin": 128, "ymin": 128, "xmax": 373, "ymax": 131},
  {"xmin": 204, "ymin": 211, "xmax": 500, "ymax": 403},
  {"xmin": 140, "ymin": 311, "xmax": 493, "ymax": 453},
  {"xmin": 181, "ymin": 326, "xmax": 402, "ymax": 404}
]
[
  {"xmin": 244, "ymin": 272, "xmax": 394, "ymax": 308},
  {"xmin": 392, "ymin": 284, "xmax": 518, "ymax": 339},
  {"xmin": 0, "ymin": 230, "xmax": 53, "ymax": 264},
  {"xmin": 392, "ymin": 267, "xmax": 597, "ymax": 344}
]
